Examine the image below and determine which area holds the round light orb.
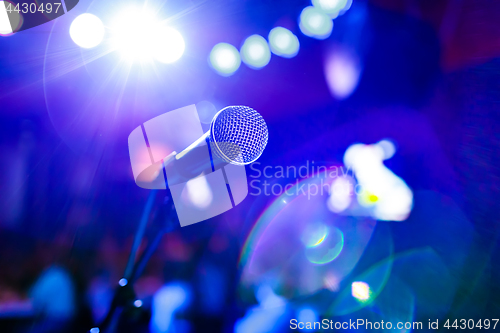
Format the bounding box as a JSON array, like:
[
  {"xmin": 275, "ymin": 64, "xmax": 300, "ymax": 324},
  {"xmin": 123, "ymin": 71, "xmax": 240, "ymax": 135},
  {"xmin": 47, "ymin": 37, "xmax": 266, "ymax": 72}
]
[
  {"xmin": 268, "ymin": 27, "xmax": 300, "ymax": 58},
  {"xmin": 299, "ymin": 6, "xmax": 333, "ymax": 40},
  {"xmin": 240, "ymin": 34, "xmax": 271, "ymax": 69},
  {"xmin": 152, "ymin": 27, "xmax": 185, "ymax": 64},
  {"xmin": 111, "ymin": 8, "xmax": 184, "ymax": 63},
  {"xmin": 209, "ymin": 43, "xmax": 241, "ymax": 76},
  {"xmin": 70, "ymin": 13, "xmax": 105, "ymax": 49},
  {"xmin": 312, "ymin": 0, "xmax": 348, "ymax": 18}
]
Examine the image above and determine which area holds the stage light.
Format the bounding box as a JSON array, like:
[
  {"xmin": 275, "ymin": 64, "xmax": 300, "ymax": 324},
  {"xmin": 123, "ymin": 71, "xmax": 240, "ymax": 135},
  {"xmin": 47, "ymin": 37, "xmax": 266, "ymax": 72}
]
[
  {"xmin": 299, "ymin": 6, "xmax": 333, "ymax": 40},
  {"xmin": 70, "ymin": 13, "xmax": 105, "ymax": 49},
  {"xmin": 134, "ymin": 299, "xmax": 143, "ymax": 308},
  {"xmin": 209, "ymin": 43, "xmax": 241, "ymax": 76},
  {"xmin": 240, "ymin": 35, "xmax": 271, "ymax": 69},
  {"xmin": 312, "ymin": 0, "xmax": 348, "ymax": 18},
  {"xmin": 118, "ymin": 278, "xmax": 128, "ymax": 287},
  {"xmin": 111, "ymin": 8, "xmax": 184, "ymax": 63},
  {"xmin": 268, "ymin": 27, "xmax": 300, "ymax": 58},
  {"xmin": 152, "ymin": 27, "xmax": 185, "ymax": 64}
]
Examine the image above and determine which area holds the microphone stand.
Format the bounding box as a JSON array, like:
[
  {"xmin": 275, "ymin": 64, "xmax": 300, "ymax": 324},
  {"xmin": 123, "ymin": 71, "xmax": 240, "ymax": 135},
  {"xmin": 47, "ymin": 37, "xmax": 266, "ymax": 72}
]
[{"xmin": 92, "ymin": 189, "xmax": 177, "ymax": 333}]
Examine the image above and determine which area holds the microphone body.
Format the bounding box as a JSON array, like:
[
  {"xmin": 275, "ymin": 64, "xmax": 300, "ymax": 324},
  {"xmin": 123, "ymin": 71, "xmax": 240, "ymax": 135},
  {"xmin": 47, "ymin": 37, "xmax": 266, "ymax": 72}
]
[{"xmin": 162, "ymin": 105, "xmax": 268, "ymax": 186}]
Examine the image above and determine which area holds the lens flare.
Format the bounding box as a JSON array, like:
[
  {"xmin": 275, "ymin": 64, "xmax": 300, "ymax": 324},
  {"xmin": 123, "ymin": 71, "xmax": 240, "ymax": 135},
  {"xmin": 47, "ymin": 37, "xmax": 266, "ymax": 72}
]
[
  {"xmin": 305, "ymin": 226, "xmax": 344, "ymax": 264},
  {"xmin": 209, "ymin": 43, "xmax": 241, "ymax": 76},
  {"xmin": 268, "ymin": 27, "xmax": 300, "ymax": 58},
  {"xmin": 299, "ymin": 6, "xmax": 333, "ymax": 40},
  {"xmin": 111, "ymin": 8, "xmax": 184, "ymax": 63},
  {"xmin": 240, "ymin": 35, "xmax": 271, "ymax": 69},
  {"xmin": 70, "ymin": 13, "xmax": 105, "ymax": 49},
  {"xmin": 351, "ymin": 281, "xmax": 371, "ymax": 301}
]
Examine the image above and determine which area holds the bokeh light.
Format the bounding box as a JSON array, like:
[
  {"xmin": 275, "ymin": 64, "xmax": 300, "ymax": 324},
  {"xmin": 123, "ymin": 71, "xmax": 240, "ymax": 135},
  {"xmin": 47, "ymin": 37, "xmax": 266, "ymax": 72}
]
[
  {"xmin": 351, "ymin": 281, "xmax": 371, "ymax": 301},
  {"xmin": 240, "ymin": 35, "xmax": 271, "ymax": 69},
  {"xmin": 209, "ymin": 43, "xmax": 241, "ymax": 76},
  {"xmin": 152, "ymin": 27, "xmax": 186, "ymax": 64},
  {"xmin": 312, "ymin": 0, "xmax": 348, "ymax": 18},
  {"xmin": 70, "ymin": 13, "xmax": 105, "ymax": 49},
  {"xmin": 268, "ymin": 27, "xmax": 300, "ymax": 58},
  {"xmin": 299, "ymin": 6, "xmax": 333, "ymax": 40},
  {"xmin": 343, "ymin": 141, "xmax": 413, "ymax": 221},
  {"xmin": 324, "ymin": 46, "xmax": 362, "ymax": 99},
  {"xmin": 111, "ymin": 8, "xmax": 184, "ymax": 63}
]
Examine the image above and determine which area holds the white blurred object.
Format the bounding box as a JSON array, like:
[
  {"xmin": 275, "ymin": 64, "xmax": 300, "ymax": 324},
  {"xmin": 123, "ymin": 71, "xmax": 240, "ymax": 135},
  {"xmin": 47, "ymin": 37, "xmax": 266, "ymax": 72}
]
[
  {"xmin": 235, "ymin": 285, "xmax": 287, "ymax": 333},
  {"xmin": 327, "ymin": 176, "xmax": 353, "ymax": 212},
  {"xmin": 111, "ymin": 8, "xmax": 184, "ymax": 63},
  {"xmin": 324, "ymin": 46, "xmax": 362, "ymax": 100},
  {"xmin": 343, "ymin": 140, "xmax": 413, "ymax": 221},
  {"xmin": 70, "ymin": 13, "xmax": 105, "ymax": 49},
  {"xmin": 299, "ymin": 6, "xmax": 333, "ymax": 40},
  {"xmin": 312, "ymin": 0, "xmax": 348, "ymax": 18},
  {"xmin": 183, "ymin": 175, "xmax": 213, "ymax": 209},
  {"xmin": 150, "ymin": 282, "xmax": 192, "ymax": 333}
]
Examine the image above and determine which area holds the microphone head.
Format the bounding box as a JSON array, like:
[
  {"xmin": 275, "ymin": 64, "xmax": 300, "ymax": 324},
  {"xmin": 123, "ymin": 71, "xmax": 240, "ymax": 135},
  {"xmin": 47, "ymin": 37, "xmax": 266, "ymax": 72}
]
[{"xmin": 209, "ymin": 106, "xmax": 268, "ymax": 165}]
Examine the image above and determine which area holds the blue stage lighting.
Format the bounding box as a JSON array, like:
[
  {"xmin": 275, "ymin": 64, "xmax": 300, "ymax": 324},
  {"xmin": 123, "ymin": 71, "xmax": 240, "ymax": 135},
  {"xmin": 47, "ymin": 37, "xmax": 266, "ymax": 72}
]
[
  {"xmin": 240, "ymin": 35, "xmax": 271, "ymax": 69},
  {"xmin": 209, "ymin": 43, "xmax": 241, "ymax": 76},
  {"xmin": 299, "ymin": 6, "xmax": 333, "ymax": 40},
  {"xmin": 268, "ymin": 27, "xmax": 300, "ymax": 58}
]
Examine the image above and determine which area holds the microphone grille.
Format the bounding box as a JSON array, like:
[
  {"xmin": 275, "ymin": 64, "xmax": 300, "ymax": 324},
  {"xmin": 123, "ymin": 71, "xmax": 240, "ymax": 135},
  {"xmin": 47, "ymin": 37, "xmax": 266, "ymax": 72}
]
[{"xmin": 210, "ymin": 106, "xmax": 268, "ymax": 165}]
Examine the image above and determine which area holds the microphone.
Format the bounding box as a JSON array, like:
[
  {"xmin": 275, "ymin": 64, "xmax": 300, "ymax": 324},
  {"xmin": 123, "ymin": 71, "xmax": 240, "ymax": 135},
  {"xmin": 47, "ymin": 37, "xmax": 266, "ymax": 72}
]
[{"xmin": 164, "ymin": 105, "xmax": 268, "ymax": 185}]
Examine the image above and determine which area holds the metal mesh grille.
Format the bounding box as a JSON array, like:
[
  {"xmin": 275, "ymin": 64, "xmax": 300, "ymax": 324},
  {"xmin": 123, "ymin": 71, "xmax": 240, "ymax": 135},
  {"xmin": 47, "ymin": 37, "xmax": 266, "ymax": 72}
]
[{"xmin": 210, "ymin": 106, "xmax": 268, "ymax": 165}]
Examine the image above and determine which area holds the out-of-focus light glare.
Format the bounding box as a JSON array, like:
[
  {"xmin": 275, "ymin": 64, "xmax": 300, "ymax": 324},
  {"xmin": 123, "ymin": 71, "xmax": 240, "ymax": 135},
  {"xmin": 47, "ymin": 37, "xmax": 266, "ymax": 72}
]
[
  {"xmin": 111, "ymin": 9, "xmax": 184, "ymax": 63},
  {"xmin": 240, "ymin": 35, "xmax": 271, "ymax": 69},
  {"xmin": 312, "ymin": 0, "xmax": 348, "ymax": 18},
  {"xmin": 327, "ymin": 176, "xmax": 353, "ymax": 212},
  {"xmin": 118, "ymin": 278, "xmax": 128, "ymax": 287},
  {"xmin": 297, "ymin": 308, "xmax": 318, "ymax": 329},
  {"xmin": 152, "ymin": 27, "xmax": 185, "ymax": 64},
  {"xmin": 343, "ymin": 142, "xmax": 413, "ymax": 221},
  {"xmin": 183, "ymin": 176, "xmax": 213, "ymax": 209},
  {"xmin": 377, "ymin": 139, "xmax": 396, "ymax": 160},
  {"xmin": 352, "ymin": 281, "xmax": 370, "ymax": 301},
  {"xmin": 134, "ymin": 299, "xmax": 143, "ymax": 308},
  {"xmin": 299, "ymin": 6, "xmax": 333, "ymax": 40},
  {"xmin": 324, "ymin": 48, "xmax": 361, "ymax": 99},
  {"xmin": 210, "ymin": 43, "xmax": 241, "ymax": 76},
  {"xmin": 151, "ymin": 283, "xmax": 191, "ymax": 333},
  {"xmin": 268, "ymin": 27, "xmax": 300, "ymax": 58},
  {"xmin": 301, "ymin": 223, "xmax": 329, "ymax": 248},
  {"xmin": 90, "ymin": 328, "xmax": 100, "ymax": 333},
  {"xmin": 70, "ymin": 13, "xmax": 105, "ymax": 49}
]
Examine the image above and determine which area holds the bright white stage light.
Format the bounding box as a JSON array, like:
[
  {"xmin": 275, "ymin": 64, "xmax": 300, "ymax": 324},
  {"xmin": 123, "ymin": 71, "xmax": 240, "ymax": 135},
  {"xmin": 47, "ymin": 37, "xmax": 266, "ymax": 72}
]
[
  {"xmin": 70, "ymin": 13, "xmax": 105, "ymax": 49},
  {"xmin": 240, "ymin": 35, "xmax": 271, "ymax": 69},
  {"xmin": 209, "ymin": 43, "xmax": 241, "ymax": 76},
  {"xmin": 268, "ymin": 27, "xmax": 300, "ymax": 58},
  {"xmin": 111, "ymin": 8, "xmax": 184, "ymax": 63},
  {"xmin": 153, "ymin": 27, "xmax": 185, "ymax": 64},
  {"xmin": 312, "ymin": 0, "xmax": 348, "ymax": 18},
  {"xmin": 299, "ymin": 6, "xmax": 333, "ymax": 40}
]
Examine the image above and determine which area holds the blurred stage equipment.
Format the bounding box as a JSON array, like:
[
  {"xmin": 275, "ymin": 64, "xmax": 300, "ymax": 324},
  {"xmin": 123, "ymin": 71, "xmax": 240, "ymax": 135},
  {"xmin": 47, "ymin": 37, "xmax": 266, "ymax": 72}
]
[
  {"xmin": 91, "ymin": 105, "xmax": 268, "ymax": 333},
  {"xmin": 0, "ymin": 0, "xmax": 79, "ymax": 35}
]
